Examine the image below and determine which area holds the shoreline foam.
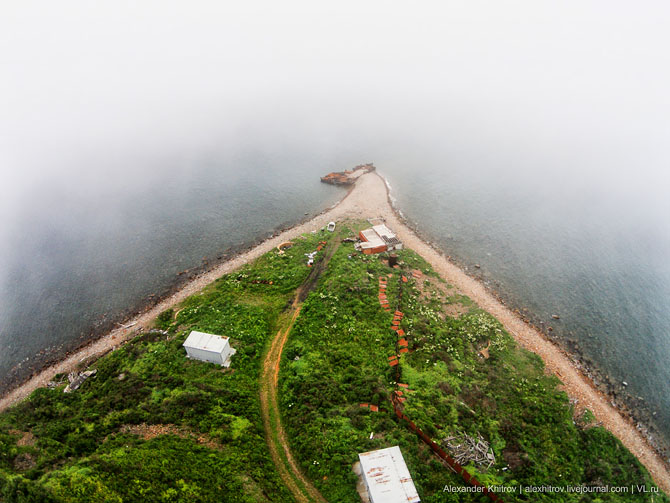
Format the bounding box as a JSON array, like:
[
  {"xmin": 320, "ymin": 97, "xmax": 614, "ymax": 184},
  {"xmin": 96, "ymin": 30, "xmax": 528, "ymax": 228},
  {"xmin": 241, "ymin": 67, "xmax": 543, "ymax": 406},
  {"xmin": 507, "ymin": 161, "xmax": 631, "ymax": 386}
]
[
  {"xmin": 377, "ymin": 172, "xmax": 669, "ymax": 460},
  {"xmin": 1, "ymin": 171, "xmax": 668, "ymax": 492}
]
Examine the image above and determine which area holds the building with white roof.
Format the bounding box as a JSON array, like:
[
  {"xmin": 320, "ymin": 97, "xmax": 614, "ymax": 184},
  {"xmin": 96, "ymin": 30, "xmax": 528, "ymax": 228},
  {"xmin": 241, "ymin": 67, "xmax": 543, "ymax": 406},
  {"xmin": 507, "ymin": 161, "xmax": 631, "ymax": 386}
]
[
  {"xmin": 182, "ymin": 330, "xmax": 236, "ymax": 366},
  {"xmin": 359, "ymin": 228, "xmax": 387, "ymax": 254},
  {"xmin": 372, "ymin": 224, "xmax": 403, "ymax": 251},
  {"xmin": 358, "ymin": 446, "xmax": 420, "ymax": 503},
  {"xmin": 358, "ymin": 224, "xmax": 403, "ymax": 254}
]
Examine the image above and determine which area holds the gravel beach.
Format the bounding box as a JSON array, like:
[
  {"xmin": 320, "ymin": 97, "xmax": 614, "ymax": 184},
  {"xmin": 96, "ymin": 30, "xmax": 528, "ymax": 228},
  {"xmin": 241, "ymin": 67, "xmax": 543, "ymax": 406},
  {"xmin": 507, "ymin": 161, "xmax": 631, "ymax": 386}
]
[{"xmin": 2, "ymin": 171, "xmax": 668, "ymax": 492}]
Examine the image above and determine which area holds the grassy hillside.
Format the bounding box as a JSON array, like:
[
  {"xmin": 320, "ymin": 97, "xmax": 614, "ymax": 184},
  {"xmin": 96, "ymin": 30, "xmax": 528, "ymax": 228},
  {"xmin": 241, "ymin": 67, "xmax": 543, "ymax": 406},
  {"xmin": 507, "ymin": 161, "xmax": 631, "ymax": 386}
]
[
  {"xmin": 0, "ymin": 228, "xmax": 334, "ymax": 502},
  {"xmin": 279, "ymin": 221, "xmax": 667, "ymax": 502},
  {"xmin": 0, "ymin": 219, "xmax": 666, "ymax": 502}
]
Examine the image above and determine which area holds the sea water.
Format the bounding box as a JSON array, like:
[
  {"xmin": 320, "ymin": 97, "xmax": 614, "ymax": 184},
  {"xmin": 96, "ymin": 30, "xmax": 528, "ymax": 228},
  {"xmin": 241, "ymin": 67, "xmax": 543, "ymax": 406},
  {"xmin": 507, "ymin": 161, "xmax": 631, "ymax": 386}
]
[
  {"xmin": 378, "ymin": 158, "xmax": 670, "ymax": 455},
  {"xmin": 0, "ymin": 152, "xmax": 348, "ymax": 392},
  {"xmin": 1, "ymin": 148, "xmax": 669, "ymax": 457}
]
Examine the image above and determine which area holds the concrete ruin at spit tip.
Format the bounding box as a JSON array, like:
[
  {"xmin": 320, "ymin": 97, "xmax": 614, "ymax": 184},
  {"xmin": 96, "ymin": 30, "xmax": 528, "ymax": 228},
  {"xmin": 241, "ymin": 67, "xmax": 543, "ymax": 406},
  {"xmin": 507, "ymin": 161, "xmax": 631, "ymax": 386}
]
[
  {"xmin": 320, "ymin": 163, "xmax": 376, "ymax": 186},
  {"xmin": 183, "ymin": 330, "xmax": 236, "ymax": 366}
]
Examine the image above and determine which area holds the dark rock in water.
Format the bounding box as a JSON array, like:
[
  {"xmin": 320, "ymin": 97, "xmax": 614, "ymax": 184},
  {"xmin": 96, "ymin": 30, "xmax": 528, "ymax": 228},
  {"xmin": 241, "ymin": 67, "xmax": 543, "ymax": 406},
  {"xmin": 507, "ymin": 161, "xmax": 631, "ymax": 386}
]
[{"xmin": 474, "ymin": 264, "xmax": 481, "ymax": 269}]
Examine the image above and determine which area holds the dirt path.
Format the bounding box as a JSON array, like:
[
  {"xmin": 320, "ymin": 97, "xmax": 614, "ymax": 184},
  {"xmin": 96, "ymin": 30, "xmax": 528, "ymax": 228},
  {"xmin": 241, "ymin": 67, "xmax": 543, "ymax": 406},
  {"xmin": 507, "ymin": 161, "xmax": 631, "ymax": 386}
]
[
  {"xmin": 259, "ymin": 242, "xmax": 337, "ymax": 503},
  {"xmin": 2, "ymin": 169, "xmax": 668, "ymax": 493}
]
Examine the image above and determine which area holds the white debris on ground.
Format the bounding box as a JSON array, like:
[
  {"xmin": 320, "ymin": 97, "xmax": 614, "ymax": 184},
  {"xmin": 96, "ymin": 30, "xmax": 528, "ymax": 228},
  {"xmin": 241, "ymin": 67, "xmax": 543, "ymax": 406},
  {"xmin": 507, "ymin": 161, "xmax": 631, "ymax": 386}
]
[
  {"xmin": 305, "ymin": 251, "xmax": 318, "ymax": 266},
  {"xmin": 64, "ymin": 369, "xmax": 97, "ymax": 393},
  {"xmin": 442, "ymin": 432, "xmax": 495, "ymax": 469}
]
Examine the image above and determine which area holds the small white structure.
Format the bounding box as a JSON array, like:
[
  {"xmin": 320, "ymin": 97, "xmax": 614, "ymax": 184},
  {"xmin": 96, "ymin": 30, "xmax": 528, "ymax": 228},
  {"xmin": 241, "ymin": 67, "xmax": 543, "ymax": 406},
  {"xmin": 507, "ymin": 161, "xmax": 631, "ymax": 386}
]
[
  {"xmin": 372, "ymin": 224, "xmax": 403, "ymax": 251},
  {"xmin": 358, "ymin": 224, "xmax": 403, "ymax": 254},
  {"xmin": 358, "ymin": 446, "xmax": 420, "ymax": 503},
  {"xmin": 183, "ymin": 331, "xmax": 236, "ymax": 367},
  {"xmin": 327, "ymin": 221, "xmax": 336, "ymax": 232}
]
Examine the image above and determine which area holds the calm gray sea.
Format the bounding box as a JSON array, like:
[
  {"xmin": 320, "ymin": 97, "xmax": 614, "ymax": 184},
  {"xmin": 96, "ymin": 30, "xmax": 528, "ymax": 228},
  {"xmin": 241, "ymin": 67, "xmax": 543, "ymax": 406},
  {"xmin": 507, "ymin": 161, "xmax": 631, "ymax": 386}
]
[
  {"xmin": 1, "ymin": 149, "xmax": 669, "ymax": 456},
  {"xmin": 0, "ymin": 153, "xmax": 348, "ymax": 391},
  {"xmin": 379, "ymin": 157, "xmax": 670, "ymax": 457}
]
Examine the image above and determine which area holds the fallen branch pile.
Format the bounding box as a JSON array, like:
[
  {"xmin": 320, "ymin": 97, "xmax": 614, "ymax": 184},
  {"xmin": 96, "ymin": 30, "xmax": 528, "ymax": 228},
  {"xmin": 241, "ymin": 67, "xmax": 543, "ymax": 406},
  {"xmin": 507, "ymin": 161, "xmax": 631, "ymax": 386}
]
[{"xmin": 443, "ymin": 433, "xmax": 495, "ymax": 469}]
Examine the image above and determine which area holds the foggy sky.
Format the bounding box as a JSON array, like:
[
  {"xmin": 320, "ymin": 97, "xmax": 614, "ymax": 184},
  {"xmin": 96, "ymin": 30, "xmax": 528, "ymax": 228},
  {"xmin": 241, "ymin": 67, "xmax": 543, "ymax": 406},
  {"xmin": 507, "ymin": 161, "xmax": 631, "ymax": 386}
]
[
  {"xmin": 3, "ymin": 1, "xmax": 670, "ymax": 442},
  {"xmin": 2, "ymin": 0, "xmax": 670, "ymax": 232}
]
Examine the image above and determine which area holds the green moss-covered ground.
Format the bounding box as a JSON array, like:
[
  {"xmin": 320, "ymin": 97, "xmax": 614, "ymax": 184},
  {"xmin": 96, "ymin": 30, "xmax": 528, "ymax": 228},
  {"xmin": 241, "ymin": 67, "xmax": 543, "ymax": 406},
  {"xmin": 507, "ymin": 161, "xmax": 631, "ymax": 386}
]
[
  {"xmin": 0, "ymin": 228, "xmax": 335, "ymax": 502},
  {"xmin": 0, "ymin": 218, "xmax": 666, "ymax": 502},
  {"xmin": 279, "ymin": 221, "xmax": 667, "ymax": 502}
]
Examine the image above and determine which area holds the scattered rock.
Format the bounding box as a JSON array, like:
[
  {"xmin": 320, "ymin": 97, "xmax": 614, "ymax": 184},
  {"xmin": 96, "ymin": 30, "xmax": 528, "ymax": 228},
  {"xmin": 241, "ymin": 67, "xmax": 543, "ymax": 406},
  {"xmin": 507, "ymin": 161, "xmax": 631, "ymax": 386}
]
[
  {"xmin": 479, "ymin": 341, "xmax": 491, "ymax": 360},
  {"xmin": 46, "ymin": 378, "xmax": 66, "ymax": 389},
  {"xmin": 64, "ymin": 369, "xmax": 97, "ymax": 393},
  {"xmin": 13, "ymin": 452, "xmax": 35, "ymax": 471}
]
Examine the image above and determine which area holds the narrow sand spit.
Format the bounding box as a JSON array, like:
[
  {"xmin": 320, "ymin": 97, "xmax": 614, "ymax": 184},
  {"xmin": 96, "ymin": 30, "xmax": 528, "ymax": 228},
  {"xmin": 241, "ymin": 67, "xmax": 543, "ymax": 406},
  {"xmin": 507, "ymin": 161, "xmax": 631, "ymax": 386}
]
[{"xmin": 1, "ymin": 171, "xmax": 668, "ymax": 492}]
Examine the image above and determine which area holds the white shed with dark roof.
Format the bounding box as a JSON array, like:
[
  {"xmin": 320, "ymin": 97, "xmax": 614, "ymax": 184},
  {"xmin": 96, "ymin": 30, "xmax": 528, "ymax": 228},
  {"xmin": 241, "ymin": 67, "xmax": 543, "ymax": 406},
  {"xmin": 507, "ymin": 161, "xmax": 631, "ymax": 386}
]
[
  {"xmin": 182, "ymin": 331, "xmax": 235, "ymax": 366},
  {"xmin": 358, "ymin": 446, "xmax": 420, "ymax": 503}
]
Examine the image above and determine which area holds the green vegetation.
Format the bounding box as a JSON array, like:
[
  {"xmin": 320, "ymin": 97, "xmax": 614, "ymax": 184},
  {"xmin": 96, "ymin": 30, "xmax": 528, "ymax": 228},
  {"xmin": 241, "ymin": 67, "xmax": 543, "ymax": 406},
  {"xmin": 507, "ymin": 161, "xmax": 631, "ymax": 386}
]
[
  {"xmin": 279, "ymin": 221, "xmax": 667, "ymax": 502},
  {"xmin": 0, "ymin": 219, "xmax": 666, "ymax": 502},
  {"xmin": 0, "ymin": 229, "xmax": 334, "ymax": 502}
]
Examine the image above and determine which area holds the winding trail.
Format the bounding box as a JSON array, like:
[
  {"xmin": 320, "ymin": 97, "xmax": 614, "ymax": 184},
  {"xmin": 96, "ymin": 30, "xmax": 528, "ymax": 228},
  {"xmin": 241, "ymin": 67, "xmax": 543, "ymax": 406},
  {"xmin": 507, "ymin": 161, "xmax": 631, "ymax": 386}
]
[
  {"xmin": 258, "ymin": 240, "xmax": 337, "ymax": 503},
  {"xmin": 2, "ymin": 169, "xmax": 668, "ymax": 493}
]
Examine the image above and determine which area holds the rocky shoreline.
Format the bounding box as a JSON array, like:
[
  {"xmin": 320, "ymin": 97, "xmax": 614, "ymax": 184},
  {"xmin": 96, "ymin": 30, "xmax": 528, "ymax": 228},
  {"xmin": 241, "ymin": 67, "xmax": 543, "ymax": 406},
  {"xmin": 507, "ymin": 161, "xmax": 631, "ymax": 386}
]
[
  {"xmin": 0, "ymin": 186, "xmax": 354, "ymax": 401},
  {"xmin": 379, "ymin": 173, "xmax": 670, "ymax": 465},
  {"xmin": 1, "ymin": 170, "xmax": 668, "ymax": 492}
]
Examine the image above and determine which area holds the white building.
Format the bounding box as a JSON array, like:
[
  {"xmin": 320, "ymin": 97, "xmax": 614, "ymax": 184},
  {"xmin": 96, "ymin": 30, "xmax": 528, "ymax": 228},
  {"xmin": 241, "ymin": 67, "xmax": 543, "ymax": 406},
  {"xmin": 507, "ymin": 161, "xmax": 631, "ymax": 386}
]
[
  {"xmin": 372, "ymin": 224, "xmax": 403, "ymax": 251},
  {"xmin": 358, "ymin": 446, "xmax": 420, "ymax": 503},
  {"xmin": 358, "ymin": 224, "xmax": 403, "ymax": 255},
  {"xmin": 183, "ymin": 330, "xmax": 236, "ymax": 366}
]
